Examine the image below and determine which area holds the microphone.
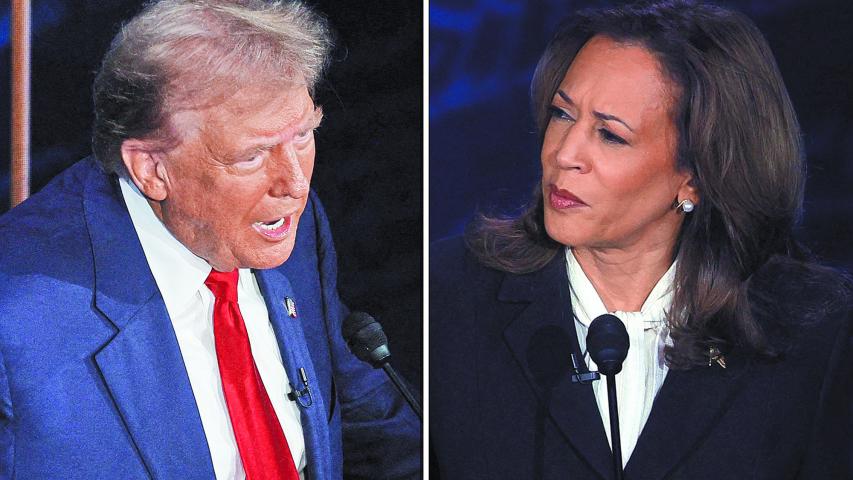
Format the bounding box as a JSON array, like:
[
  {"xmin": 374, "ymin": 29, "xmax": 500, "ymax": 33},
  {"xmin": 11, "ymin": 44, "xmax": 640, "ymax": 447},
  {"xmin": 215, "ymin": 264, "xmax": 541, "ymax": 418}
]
[
  {"xmin": 286, "ymin": 367, "xmax": 314, "ymax": 408},
  {"xmin": 343, "ymin": 312, "xmax": 423, "ymax": 420},
  {"xmin": 587, "ymin": 313, "xmax": 630, "ymax": 480},
  {"xmin": 342, "ymin": 311, "xmax": 391, "ymax": 366},
  {"xmin": 587, "ymin": 313, "xmax": 630, "ymax": 375}
]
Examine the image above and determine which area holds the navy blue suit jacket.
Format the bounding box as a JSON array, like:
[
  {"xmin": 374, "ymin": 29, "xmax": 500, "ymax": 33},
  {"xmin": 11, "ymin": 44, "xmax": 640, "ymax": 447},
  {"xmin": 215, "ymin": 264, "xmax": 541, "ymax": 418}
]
[
  {"xmin": 0, "ymin": 158, "xmax": 420, "ymax": 479},
  {"xmin": 430, "ymin": 237, "xmax": 851, "ymax": 480}
]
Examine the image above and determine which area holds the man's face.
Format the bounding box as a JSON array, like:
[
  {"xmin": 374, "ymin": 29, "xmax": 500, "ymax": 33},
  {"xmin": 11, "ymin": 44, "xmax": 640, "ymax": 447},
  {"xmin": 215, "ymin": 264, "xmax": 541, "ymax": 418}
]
[{"xmin": 152, "ymin": 84, "xmax": 322, "ymax": 271}]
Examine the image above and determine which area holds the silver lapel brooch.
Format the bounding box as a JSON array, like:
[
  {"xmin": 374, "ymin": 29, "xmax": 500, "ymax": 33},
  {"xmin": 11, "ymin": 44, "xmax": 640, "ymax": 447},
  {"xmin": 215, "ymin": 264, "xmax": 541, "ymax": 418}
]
[
  {"xmin": 285, "ymin": 297, "xmax": 298, "ymax": 318},
  {"xmin": 708, "ymin": 346, "xmax": 727, "ymax": 369}
]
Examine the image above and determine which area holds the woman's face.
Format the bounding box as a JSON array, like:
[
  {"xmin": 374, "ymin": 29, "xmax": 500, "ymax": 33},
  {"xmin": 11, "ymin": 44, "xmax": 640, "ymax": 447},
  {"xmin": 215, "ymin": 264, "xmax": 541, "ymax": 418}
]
[{"xmin": 541, "ymin": 35, "xmax": 696, "ymax": 254}]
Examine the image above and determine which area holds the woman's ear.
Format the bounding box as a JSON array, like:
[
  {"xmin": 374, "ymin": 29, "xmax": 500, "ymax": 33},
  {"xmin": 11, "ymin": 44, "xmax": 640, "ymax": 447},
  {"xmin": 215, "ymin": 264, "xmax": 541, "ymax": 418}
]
[
  {"xmin": 120, "ymin": 139, "xmax": 170, "ymax": 201},
  {"xmin": 676, "ymin": 172, "xmax": 699, "ymax": 207}
]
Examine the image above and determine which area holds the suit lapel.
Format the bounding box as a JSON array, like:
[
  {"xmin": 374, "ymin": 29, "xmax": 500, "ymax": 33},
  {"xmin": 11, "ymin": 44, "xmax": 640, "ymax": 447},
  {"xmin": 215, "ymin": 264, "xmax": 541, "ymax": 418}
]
[
  {"xmin": 83, "ymin": 163, "xmax": 215, "ymax": 479},
  {"xmin": 256, "ymin": 268, "xmax": 332, "ymax": 480},
  {"xmin": 500, "ymin": 254, "xmax": 613, "ymax": 480},
  {"xmin": 625, "ymin": 350, "xmax": 752, "ymax": 479},
  {"xmin": 93, "ymin": 300, "xmax": 216, "ymax": 479},
  {"xmin": 497, "ymin": 248, "xmax": 758, "ymax": 479}
]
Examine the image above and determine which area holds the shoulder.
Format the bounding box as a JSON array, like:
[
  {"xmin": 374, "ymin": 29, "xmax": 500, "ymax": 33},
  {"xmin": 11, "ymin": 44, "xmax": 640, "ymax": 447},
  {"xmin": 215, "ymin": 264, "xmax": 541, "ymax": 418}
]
[
  {"xmin": 430, "ymin": 235, "xmax": 508, "ymax": 302},
  {"xmin": 0, "ymin": 159, "xmax": 108, "ymax": 381},
  {"xmin": 278, "ymin": 190, "xmax": 334, "ymax": 282},
  {"xmin": 303, "ymin": 189, "xmax": 330, "ymax": 235},
  {"xmin": 430, "ymin": 235, "xmax": 529, "ymax": 347},
  {"xmin": 748, "ymin": 256, "xmax": 852, "ymax": 361},
  {"xmin": 0, "ymin": 158, "xmax": 94, "ymax": 229},
  {"xmin": 0, "ymin": 158, "xmax": 94, "ymax": 252},
  {"xmin": 430, "ymin": 234, "xmax": 561, "ymax": 306},
  {"xmin": 0, "ymin": 159, "xmax": 99, "ymax": 303},
  {"xmin": 430, "ymin": 235, "xmax": 507, "ymax": 283},
  {"xmin": 429, "ymin": 236, "xmax": 468, "ymax": 284},
  {"xmin": 744, "ymin": 257, "xmax": 851, "ymax": 477},
  {"xmin": 291, "ymin": 190, "xmax": 332, "ymax": 259}
]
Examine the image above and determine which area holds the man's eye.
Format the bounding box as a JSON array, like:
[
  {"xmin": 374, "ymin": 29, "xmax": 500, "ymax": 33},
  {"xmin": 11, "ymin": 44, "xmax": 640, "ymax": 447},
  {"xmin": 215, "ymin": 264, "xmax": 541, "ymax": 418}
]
[
  {"xmin": 239, "ymin": 151, "xmax": 266, "ymax": 166},
  {"xmin": 294, "ymin": 129, "xmax": 314, "ymax": 144}
]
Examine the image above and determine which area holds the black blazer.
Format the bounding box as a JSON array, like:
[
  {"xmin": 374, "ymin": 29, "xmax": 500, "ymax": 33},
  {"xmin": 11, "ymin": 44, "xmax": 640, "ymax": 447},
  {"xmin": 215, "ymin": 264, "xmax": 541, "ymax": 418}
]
[{"xmin": 430, "ymin": 237, "xmax": 851, "ymax": 480}]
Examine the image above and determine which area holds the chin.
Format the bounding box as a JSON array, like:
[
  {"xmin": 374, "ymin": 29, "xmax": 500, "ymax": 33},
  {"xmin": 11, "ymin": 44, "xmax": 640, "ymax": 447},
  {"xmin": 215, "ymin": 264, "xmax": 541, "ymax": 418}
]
[
  {"xmin": 239, "ymin": 239, "xmax": 296, "ymax": 270},
  {"xmin": 203, "ymin": 227, "xmax": 299, "ymax": 271},
  {"xmin": 249, "ymin": 254, "xmax": 293, "ymax": 270},
  {"xmin": 544, "ymin": 217, "xmax": 596, "ymax": 249},
  {"xmin": 543, "ymin": 210, "xmax": 571, "ymax": 246}
]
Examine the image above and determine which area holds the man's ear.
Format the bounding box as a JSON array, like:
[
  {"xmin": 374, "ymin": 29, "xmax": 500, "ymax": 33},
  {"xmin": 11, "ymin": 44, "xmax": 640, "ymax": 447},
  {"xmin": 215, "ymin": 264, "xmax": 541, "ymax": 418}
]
[{"xmin": 120, "ymin": 140, "xmax": 170, "ymax": 201}]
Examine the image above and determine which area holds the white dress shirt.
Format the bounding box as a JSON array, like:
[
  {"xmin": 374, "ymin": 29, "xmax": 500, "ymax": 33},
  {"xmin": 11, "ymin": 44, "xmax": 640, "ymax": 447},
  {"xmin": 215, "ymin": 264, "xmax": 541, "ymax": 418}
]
[
  {"xmin": 120, "ymin": 178, "xmax": 306, "ymax": 480},
  {"xmin": 565, "ymin": 248, "xmax": 674, "ymax": 467}
]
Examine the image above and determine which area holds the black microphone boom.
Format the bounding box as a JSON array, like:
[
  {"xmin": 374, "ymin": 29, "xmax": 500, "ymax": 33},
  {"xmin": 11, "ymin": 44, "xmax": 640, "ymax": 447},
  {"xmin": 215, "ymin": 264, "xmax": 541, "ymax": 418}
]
[
  {"xmin": 343, "ymin": 312, "xmax": 423, "ymax": 420},
  {"xmin": 586, "ymin": 313, "xmax": 630, "ymax": 480}
]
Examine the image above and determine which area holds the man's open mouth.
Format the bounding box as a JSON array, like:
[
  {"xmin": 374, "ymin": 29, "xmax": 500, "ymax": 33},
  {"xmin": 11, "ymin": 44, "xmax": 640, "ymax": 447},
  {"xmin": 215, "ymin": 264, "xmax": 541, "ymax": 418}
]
[{"xmin": 252, "ymin": 216, "xmax": 292, "ymax": 239}]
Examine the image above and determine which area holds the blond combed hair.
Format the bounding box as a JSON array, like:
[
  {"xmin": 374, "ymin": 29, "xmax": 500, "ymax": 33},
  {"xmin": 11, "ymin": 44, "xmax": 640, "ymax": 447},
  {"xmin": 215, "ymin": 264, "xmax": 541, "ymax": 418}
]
[{"xmin": 92, "ymin": 0, "xmax": 332, "ymax": 174}]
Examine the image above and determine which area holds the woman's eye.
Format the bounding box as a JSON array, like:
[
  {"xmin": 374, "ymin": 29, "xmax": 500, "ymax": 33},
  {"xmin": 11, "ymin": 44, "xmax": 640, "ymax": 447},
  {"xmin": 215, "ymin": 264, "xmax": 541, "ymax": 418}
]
[
  {"xmin": 598, "ymin": 128, "xmax": 628, "ymax": 145},
  {"xmin": 548, "ymin": 106, "xmax": 574, "ymax": 122}
]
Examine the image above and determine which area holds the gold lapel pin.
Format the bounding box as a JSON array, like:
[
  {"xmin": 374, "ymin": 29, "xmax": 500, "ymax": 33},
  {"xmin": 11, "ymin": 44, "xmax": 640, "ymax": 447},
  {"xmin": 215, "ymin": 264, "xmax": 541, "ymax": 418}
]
[
  {"xmin": 709, "ymin": 346, "xmax": 726, "ymax": 369},
  {"xmin": 285, "ymin": 297, "xmax": 298, "ymax": 318}
]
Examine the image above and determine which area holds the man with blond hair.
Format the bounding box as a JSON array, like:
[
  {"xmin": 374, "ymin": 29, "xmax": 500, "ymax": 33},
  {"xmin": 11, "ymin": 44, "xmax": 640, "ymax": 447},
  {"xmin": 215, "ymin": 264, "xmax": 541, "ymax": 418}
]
[{"xmin": 0, "ymin": 1, "xmax": 420, "ymax": 478}]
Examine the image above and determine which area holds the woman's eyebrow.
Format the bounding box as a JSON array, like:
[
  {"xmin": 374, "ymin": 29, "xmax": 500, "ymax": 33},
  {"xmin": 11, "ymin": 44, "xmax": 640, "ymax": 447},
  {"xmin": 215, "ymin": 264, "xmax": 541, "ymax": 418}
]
[
  {"xmin": 593, "ymin": 111, "xmax": 634, "ymax": 132},
  {"xmin": 556, "ymin": 89, "xmax": 575, "ymax": 106},
  {"xmin": 557, "ymin": 89, "xmax": 634, "ymax": 132}
]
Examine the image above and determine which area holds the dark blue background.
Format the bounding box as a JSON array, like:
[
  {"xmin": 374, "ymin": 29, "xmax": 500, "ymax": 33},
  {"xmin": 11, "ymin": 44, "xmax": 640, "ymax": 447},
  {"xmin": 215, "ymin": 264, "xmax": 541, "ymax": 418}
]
[
  {"xmin": 430, "ymin": 0, "xmax": 853, "ymax": 272},
  {"xmin": 0, "ymin": 0, "xmax": 423, "ymax": 386}
]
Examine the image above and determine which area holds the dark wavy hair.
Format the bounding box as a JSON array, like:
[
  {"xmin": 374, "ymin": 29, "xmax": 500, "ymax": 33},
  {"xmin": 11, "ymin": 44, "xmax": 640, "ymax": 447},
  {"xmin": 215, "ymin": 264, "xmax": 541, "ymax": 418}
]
[{"xmin": 465, "ymin": 0, "xmax": 846, "ymax": 368}]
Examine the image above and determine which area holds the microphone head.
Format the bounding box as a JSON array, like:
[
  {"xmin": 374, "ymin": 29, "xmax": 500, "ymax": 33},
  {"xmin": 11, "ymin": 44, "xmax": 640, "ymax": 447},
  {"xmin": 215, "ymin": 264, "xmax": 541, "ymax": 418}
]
[
  {"xmin": 343, "ymin": 312, "xmax": 391, "ymax": 367},
  {"xmin": 586, "ymin": 314, "xmax": 630, "ymax": 376}
]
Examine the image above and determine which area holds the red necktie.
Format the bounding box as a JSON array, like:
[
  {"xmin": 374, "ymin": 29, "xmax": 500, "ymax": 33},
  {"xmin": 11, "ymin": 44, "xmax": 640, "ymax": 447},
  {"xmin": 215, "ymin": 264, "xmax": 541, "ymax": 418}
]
[{"xmin": 205, "ymin": 269, "xmax": 300, "ymax": 480}]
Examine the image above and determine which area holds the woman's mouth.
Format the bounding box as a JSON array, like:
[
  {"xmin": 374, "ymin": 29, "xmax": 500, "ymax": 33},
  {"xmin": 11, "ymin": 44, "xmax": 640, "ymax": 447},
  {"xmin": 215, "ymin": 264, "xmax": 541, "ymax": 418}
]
[
  {"xmin": 548, "ymin": 185, "xmax": 588, "ymax": 209},
  {"xmin": 252, "ymin": 216, "xmax": 292, "ymax": 240}
]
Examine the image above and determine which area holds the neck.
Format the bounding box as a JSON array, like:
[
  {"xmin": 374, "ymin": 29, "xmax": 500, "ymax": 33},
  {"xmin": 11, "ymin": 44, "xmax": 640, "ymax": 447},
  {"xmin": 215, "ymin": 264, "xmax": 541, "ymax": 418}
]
[
  {"xmin": 573, "ymin": 240, "xmax": 675, "ymax": 312},
  {"xmin": 145, "ymin": 197, "xmax": 233, "ymax": 272}
]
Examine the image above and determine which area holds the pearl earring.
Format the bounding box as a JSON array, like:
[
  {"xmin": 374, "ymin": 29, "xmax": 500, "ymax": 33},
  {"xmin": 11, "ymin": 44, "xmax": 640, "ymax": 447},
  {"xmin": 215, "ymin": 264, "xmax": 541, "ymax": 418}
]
[{"xmin": 677, "ymin": 199, "xmax": 695, "ymax": 213}]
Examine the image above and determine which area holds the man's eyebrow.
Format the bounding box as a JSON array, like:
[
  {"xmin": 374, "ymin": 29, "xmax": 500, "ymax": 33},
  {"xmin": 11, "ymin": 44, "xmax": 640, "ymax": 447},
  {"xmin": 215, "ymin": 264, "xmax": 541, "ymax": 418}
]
[
  {"xmin": 251, "ymin": 106, "xmax": 323, "ymax": 144},
  {"xmin": 556, "ymin": 90, "xmax": 635, "ymax": 132}
]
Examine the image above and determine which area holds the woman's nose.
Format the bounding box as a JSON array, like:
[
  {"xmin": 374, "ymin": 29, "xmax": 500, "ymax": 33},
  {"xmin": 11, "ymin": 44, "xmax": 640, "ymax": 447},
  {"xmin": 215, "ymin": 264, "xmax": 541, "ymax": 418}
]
[{"xmin": 553, "ymin": 124, "xmax": 592, "ymax": 173}]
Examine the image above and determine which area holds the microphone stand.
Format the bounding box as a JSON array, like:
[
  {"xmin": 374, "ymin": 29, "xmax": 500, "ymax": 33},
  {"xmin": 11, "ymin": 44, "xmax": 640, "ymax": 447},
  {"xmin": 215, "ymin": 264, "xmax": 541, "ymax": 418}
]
[
  {"xmin": 382, "ymin": 363, "xmax": 423, "ymax": 420},
  {"xmin": 605, "ymin": 374, "xmax": 624, "ymax": 480},
  {"xmin": 343, "ymin": 312, "xmax": 423, "ymax": 421},
  {"xmin": 583, "ymin": 313, "xmax": 630, "ymax": 480}
]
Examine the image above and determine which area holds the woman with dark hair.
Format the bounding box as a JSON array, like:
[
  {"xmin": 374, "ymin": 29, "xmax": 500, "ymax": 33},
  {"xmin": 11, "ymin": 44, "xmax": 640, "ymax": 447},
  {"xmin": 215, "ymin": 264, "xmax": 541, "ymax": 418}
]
[{"xmin": 430, "ymin": 1, "xmax": 851, "ymax": 479}]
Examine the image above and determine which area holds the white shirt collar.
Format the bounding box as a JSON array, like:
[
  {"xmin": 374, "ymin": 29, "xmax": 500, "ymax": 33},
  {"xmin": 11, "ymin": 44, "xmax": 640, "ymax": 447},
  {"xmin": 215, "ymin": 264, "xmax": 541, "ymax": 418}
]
[
  {"xmin": 119, "ymin": 177, "xmax": 212, "ymax": 315},
  {"xmin": 565, "ymin": 247, "xmax": 675, "ymax": 329}
]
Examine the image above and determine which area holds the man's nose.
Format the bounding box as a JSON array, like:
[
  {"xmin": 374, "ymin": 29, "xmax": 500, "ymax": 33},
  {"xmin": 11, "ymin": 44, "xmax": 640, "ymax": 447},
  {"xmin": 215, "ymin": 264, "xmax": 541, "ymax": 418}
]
[{"xmin": 269, "ymin": 144, "xmax": 309, "ymax": 199}]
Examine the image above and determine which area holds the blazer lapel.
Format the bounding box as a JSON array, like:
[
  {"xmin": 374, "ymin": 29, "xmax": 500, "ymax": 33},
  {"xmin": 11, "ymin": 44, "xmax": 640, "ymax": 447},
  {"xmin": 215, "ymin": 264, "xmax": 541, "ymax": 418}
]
[
  {"xmin": 256, "ymin": 268, "xmax": 332, "ymax": 480},
  {"xmin": 500, "ymin": 254, "xmax": 613, "ymax": 480},
  {"xmin": 625, "ymin": 350, "xmax": 752, "ymax": 479},
  {"xmin": 497, "ymin": 248, "xmax": 755, "ymax": 480},
  {"xmin": 83, "ymin": 163, "xmax": 215, "ymax": 479}
]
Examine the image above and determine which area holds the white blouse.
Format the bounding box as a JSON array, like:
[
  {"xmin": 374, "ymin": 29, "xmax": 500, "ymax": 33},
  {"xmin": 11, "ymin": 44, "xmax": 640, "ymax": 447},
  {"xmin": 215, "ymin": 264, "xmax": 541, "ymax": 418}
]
[{"xmin": 565, "ymin": 248, "xmax": 675, "ymax": 467}]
